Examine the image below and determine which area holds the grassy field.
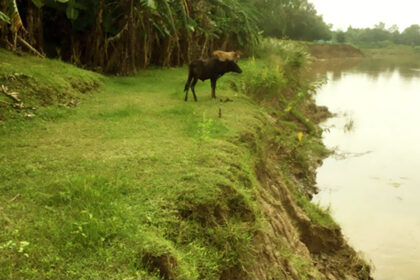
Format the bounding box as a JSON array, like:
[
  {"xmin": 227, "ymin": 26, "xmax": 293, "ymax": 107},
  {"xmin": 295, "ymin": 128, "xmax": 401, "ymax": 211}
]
[
  {"xmin": 1, "ymin": 59, "xmax": 259, "ymax": 278},
  {"xmin": 0, "ymin": 47, "xmax": 365, "ymax": 279}
]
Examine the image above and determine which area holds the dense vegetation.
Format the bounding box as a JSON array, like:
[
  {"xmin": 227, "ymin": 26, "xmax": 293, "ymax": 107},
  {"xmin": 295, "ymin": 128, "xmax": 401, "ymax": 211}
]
[
  {"xmin": 334, "ymin": 22, "xmax": 420, "ymax": 47},
  {"xmin": 0, "ymin": 0, "xmax": 331, "ymax": 74},
  {"xmin": 253, "ymin": 0, "xmax": 331, "ymax": 41}
]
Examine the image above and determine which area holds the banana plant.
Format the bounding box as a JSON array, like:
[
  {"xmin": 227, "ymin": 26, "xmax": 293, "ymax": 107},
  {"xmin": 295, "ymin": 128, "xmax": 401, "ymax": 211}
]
[
  {"xmin": 31, "ymin": 0, "xmax": 82, "ymax": 20},
  {"xmin": 1, "ymin": 0, "xmax": 264, "ymax": 73},
  {"xmin": 0, "ymin": 10, "xmax": 9, "ymax": 24}
]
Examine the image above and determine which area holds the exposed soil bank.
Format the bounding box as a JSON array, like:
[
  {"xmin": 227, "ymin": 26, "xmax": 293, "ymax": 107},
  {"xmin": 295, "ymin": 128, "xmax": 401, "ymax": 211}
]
[
  {"xmin": 306, "ymin": 43, "xmax": 364, "ymax": 59},
  {"xmin": 242, "ymin": 98, "xmax": 372, "ymax": 279}
]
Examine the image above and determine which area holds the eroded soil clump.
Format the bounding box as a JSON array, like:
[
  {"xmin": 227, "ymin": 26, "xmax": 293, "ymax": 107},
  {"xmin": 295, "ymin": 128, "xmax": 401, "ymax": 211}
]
[{"xmin": 306, "ymin": 43, "xmax": 364, "ymax": 59}]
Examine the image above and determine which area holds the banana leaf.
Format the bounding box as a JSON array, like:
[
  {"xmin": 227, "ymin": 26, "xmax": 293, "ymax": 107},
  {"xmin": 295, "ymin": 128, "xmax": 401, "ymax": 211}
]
[{"xmin": 0, "ymin": 11, "xmax": 10, "ymax": 24}]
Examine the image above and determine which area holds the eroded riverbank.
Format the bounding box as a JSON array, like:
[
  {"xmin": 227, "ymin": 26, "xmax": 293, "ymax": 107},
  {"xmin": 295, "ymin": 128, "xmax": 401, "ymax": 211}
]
[{"xmin": 0, "ymin": 47, "xmax": 372, "ymax": 279}]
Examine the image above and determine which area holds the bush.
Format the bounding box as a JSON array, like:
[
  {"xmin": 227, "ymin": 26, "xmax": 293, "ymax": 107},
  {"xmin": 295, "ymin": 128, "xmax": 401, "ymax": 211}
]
[
  {"xmin": 233, "ymin": 39, "xmax": 312, "ymax": 102},
  {"xmin": 237, "ymin": 59, "xmax": 287, "ymax": 100},
  {"xmin": 413, "ymin": 46, "xmax": 420, "ymax": 53}
]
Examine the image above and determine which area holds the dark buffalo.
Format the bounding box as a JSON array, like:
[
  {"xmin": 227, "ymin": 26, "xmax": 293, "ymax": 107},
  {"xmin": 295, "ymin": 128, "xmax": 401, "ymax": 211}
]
[{"xmin": 184, "ymin": 58, "xmax": 242, "ymax": 101}]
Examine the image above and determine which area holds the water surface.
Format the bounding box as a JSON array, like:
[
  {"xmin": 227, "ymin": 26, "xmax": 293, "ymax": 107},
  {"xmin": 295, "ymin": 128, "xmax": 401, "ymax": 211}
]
[{"xmin": 313, "ymin": 58, "xmax": 420, "ymax": 280}]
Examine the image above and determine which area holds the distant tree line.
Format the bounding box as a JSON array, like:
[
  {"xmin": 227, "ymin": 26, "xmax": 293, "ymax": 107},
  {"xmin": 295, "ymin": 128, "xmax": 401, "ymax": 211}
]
[
  {"xmin": 334, "ymin": 22, "xmax": 420, "ymax": 46},
  {"xmin": 0, "ymin": 0, "xmax": 331, "ymax": 74},
  {"xmin": 252, "ymin": 0, "xmax": 331, "ymax": 41}
]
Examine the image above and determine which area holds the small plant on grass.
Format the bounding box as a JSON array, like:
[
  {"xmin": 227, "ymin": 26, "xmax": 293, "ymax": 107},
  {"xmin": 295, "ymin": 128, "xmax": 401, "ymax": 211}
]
[{"xmin": 197, "ymin": 113, "xmax": 214, "ymax": 141}]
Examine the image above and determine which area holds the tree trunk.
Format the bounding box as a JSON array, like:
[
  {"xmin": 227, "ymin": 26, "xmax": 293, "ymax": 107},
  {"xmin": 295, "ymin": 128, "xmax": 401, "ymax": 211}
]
[
  {"xmin": 94, "ymin": 0, "xmax": 104, "ymax": 68},
  {"xmin": 0, "ymin": 0, "xmax": 10, "ymax": 47},
  {"xmin": 127, "ymin": 0, "xmax": 136, "ymax": 74},
  {"xmin": 221, "ymin": 33, "xmax": 230, "ymax": 50},
  {"xmin": 25, "ymin": 0, "xmax": 44, "ymax": 53},
  {"xmin": 86, "ymin": 0, "xmax": 105, "ymax": 70}
]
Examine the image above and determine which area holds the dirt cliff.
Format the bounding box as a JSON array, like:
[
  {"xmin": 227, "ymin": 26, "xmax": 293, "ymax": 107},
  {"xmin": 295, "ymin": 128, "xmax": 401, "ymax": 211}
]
[{"xmin": 306, "ymin": 43, "xmax": 364, "ymax": 59}]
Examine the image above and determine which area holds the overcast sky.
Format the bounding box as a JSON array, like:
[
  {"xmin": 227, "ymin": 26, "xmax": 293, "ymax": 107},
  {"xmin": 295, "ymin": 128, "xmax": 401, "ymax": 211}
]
[{"xmin": 308, "ymin": 0, "xmax": 420, "ymax": 31}]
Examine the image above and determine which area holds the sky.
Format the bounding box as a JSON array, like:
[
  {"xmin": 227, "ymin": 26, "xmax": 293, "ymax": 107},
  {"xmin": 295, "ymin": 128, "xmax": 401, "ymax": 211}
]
[{"xmin": 308, "ymin": 0, "xmax": 420, "ymax": 31}]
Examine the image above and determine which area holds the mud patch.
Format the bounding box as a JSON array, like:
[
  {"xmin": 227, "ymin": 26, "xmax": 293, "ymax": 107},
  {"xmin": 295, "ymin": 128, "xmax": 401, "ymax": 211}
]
[
  {"xmin": 306, "ymin": 43, "xmax": 364, "ymax": 59},
  {"xmin": 139, "ymin": 252, "xmax": 178, "ymax": 280}
]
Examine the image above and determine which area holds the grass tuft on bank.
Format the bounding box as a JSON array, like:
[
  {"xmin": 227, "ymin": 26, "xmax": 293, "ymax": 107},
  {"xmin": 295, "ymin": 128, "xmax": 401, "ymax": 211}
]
[{"xmin": 0, "ymin": 49, "xmax": 103, "ymax": 121}]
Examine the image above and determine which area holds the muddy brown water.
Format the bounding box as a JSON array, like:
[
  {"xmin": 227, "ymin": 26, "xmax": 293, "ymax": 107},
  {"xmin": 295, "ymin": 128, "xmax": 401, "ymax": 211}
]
[{"xmin": 312, "ymin": 57, "xmax": 420, "ymax": 280}]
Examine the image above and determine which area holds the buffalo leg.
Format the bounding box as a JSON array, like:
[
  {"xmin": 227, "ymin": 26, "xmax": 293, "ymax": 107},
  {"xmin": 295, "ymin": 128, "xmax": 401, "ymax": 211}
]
[
  {"xmin": 211, "ymin": 78, "xmax": 217, "ymax": 99},
  {"xmin": 191, "ymin": 78, "xmax": 198, "ymax": 102},
  {"xmin": 184, "ymin": 74, "xmax": 193, "ymax": 101}
]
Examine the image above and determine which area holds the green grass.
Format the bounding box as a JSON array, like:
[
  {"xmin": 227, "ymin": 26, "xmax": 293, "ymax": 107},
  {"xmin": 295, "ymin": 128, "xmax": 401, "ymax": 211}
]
[
  {"xmin": 283, "ymin": 176, "xmax": 338, "ymax": 230},
  {"xmin": 0, "ymin": 52, "xmax": 267, "ymax": 279},
  {"xmin": 361, "ymin": 44, "xmax": 420, "ymax": 58},
  {"xmin": 279, "ymin": 245, "xmax": 317, "ymax": 280},
  {"xmin": 0, "ymin": 48, "xmax": 102, "ymax": 120},
  {"xmin": 0, "ymin": 48, "xmax": 339, "ymax": 279}
]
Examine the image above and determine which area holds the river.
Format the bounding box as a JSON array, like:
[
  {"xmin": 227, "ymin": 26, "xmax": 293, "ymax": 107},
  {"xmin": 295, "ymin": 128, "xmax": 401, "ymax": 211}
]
[{"xmin": 313, "ymin": 57, "xmax": 420, "ymax": 280}]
